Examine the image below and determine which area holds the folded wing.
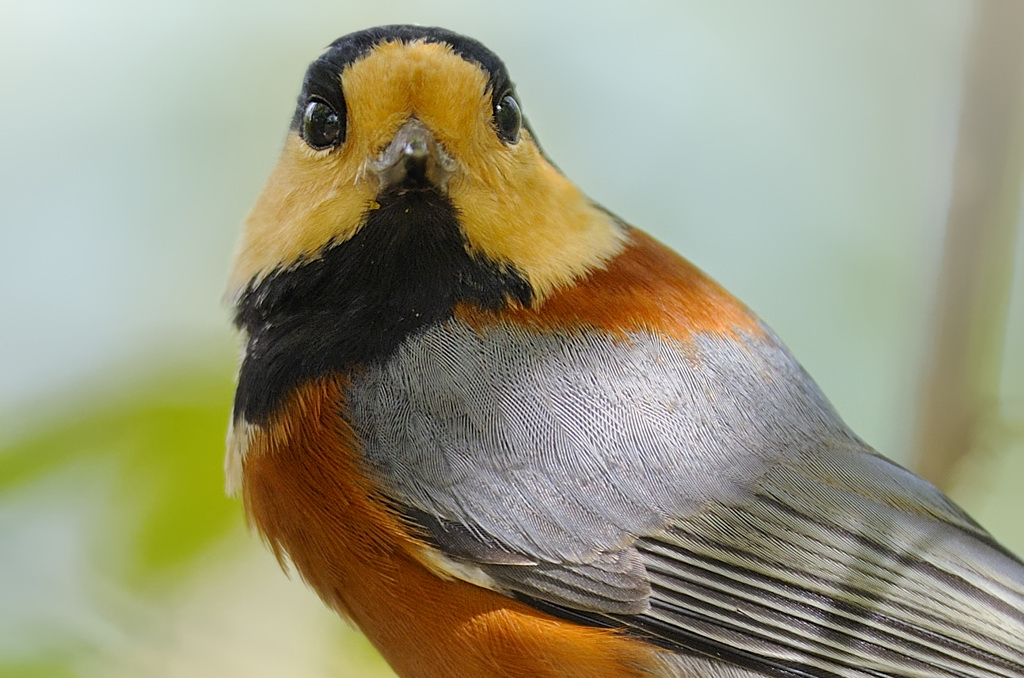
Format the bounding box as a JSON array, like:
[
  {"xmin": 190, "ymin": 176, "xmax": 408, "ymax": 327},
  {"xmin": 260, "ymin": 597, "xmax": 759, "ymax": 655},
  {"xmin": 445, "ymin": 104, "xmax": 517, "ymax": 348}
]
[{"xmin": 346, "ymin": 319, "xmax": 1024, "ymax": 678}]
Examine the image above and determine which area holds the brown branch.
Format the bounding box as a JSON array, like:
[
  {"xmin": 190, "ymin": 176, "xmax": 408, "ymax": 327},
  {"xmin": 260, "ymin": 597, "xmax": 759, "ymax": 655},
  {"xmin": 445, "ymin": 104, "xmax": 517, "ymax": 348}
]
[{"xmin": 912, "ymin": 0, "xmax": 1024, "ymax": 490}]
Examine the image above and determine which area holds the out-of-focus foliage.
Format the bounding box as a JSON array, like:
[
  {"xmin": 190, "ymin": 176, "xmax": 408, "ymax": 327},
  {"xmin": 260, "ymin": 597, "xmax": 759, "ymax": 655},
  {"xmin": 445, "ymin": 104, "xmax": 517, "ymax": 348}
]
[{"xmin": 0, "ymin": 365, "xmax": 237, "ymax": 583}]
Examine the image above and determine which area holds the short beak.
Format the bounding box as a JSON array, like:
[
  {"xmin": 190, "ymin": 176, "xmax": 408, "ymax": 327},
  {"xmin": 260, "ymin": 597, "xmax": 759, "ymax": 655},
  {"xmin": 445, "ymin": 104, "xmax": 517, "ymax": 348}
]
[{"xmin": 369, "ymin": 118, "xmax": 456, "ymax": 192}]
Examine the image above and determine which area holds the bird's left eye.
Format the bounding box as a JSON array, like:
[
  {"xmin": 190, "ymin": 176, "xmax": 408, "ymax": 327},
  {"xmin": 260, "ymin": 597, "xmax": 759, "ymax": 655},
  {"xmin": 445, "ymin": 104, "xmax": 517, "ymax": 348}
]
[{"xmin": 494, "ymin": 94, "xmax": 521, "ymax": 144}]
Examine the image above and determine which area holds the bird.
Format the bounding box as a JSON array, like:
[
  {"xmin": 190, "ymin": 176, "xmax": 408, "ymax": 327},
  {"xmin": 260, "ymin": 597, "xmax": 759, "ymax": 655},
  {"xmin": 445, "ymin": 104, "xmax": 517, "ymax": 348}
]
[{"xmin": 225, "ymin": 24, "xmax": 1024, "ymax": 678}]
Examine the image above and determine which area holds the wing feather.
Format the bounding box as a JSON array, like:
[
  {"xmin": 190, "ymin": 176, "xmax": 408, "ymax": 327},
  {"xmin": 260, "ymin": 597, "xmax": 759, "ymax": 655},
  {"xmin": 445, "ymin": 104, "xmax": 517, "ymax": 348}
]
[{"xmin": 346, "ymin": 319, "xmax": 1024, "ymax": 677}]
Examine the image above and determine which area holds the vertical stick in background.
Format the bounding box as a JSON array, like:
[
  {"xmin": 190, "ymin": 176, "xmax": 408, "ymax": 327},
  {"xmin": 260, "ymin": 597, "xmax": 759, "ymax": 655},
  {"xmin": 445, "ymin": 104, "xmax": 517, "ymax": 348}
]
[{"xmin": 913, "ymin": 0, "xmax": 1024, "ymax": 491}]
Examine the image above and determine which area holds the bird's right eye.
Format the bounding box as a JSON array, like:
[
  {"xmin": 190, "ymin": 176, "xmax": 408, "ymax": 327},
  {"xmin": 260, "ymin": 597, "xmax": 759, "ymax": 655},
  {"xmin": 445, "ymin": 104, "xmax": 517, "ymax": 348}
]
[{"xmin": 302, "ymin": 99, "xmax": 344, "ymax": 150}]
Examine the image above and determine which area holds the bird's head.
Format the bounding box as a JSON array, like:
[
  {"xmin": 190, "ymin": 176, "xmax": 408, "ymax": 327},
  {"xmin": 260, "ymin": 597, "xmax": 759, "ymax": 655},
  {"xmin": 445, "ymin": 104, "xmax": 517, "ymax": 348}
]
[{"xmin": 227, "ymin": 25, "xmax": 624, "ymax": 307}]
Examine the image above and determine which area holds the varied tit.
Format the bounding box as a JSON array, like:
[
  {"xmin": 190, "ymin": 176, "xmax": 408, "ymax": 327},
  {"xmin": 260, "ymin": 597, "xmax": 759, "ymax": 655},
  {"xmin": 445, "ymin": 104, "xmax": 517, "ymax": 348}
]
[{"xmin": 226, "ymin": 24, "xmax": 1024, "ymax": 678}]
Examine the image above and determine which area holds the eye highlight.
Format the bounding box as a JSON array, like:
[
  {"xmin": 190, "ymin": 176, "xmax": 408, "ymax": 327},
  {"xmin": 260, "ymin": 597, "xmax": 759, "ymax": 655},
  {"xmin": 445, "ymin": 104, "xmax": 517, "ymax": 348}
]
[
  {"xmin": 493, "ymin": 94, "xmax": 521, "ymax": 144},
  {"xmin": 302, "ymin": 99, "xmax": 344, "ymax": 150}
]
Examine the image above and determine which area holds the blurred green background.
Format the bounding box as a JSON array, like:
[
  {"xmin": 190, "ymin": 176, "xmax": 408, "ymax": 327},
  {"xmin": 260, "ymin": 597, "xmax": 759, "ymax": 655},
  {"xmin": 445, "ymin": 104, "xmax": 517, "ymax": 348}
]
[{"xmin": 2, "ymin": 1, "xmax": 1022, "ymax": 676}]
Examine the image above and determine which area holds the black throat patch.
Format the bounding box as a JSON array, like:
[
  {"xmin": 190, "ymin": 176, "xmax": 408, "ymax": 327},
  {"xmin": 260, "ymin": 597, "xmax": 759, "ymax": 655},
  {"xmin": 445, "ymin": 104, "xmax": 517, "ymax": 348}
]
[{"xmin": 232, "ymin": 188, "xmax": 532, "ymax": 424}]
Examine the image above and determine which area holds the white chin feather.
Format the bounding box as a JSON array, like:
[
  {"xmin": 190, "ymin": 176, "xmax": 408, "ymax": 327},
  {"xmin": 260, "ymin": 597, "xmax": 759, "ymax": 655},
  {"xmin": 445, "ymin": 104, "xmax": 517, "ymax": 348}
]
[{"xmin": 224, "ymin": 417, "xmax": 257, "ymax": 496}]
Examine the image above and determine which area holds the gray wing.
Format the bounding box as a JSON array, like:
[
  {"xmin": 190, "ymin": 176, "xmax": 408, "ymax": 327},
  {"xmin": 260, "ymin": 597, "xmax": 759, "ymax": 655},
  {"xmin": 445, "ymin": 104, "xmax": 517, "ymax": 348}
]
[{"xmin": 346, "ymin": 319, "xmax": 1024, "ymax": 678}]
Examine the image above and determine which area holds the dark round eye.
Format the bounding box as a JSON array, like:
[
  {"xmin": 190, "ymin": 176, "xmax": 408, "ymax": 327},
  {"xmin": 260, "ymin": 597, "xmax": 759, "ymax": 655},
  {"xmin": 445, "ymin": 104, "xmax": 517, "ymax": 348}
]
[
  {"xmin": 302, "ymin": 99, "xmax": 344, "ymax": 149},
  {"xmin": 493, "ymin": 94, "xmax": 521, "ymax": 144}
]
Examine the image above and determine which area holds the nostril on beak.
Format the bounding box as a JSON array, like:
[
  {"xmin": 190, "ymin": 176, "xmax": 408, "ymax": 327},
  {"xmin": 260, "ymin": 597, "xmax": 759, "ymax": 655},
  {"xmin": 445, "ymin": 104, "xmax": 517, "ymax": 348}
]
[{"xmin": 404, "ymin": 137, "xmax": 429, "ymax": 160}]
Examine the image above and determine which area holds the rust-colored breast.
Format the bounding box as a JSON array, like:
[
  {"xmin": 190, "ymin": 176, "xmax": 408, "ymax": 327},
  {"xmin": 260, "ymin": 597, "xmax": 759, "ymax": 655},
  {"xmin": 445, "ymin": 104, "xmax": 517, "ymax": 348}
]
[
  {"xmin": 461, "ymin": 228, "xmax": 763, "ymax": 342},
  {"xmin": 241, "ymin": 379, "xmax": 658, "ymax": 678}
]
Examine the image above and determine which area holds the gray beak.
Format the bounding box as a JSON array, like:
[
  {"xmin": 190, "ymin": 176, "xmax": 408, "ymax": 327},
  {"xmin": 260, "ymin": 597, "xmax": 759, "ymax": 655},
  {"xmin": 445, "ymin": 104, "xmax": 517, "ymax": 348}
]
[{"xmin": 369, "ymin": 118, "xmax": 456, "ymax": 192}]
